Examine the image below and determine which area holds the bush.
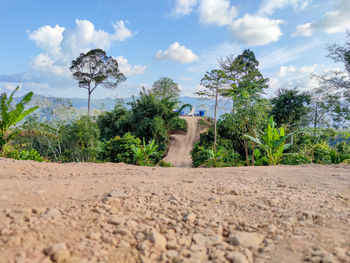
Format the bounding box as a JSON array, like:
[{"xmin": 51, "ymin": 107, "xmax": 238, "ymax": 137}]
[
  {"xmin": 282, "ymin": 153, "xmax": 312, "ymax": 165},
  {"xmin": 100, "ymin": 132, "xmax": 141, "ymax": 164},
  {"xmin": 168, "ymin": 117, "xmax": 187, "ymax": 133},
  {"xmin": 158, "ymin": 160, "xmax": 172, "ymax": 167},
  {"xmin": 312, "ymin": 142, "xmax": 332, "ymax": 164},
  {"xmin": 191, "ymin": 143, "xmax": 211, "ymax": 167},
  {"xmin": 19, "ymin": 149, "xmax": 44, "ymax": 162}
]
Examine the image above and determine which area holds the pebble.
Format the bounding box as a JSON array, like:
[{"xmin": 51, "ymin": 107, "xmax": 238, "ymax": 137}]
[
  {"xmin": 43, "ymin": 208, "xmax": 61, "ymax": 219},
  {"xmin": 148, "ymin": 230, "xmax": 167, "ymax": 250},
  {"xmin": 227, "ymin": 231, "xmax": 265, "ymax": 249},
  {"xmin": 225, "ymin": 251, "xmax": 249, "ymax": 263}
]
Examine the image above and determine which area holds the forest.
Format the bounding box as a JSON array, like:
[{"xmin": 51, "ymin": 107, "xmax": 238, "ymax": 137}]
[{"xmin": 1, "ymin": 35, "xmax": 349, "ymax": 167}]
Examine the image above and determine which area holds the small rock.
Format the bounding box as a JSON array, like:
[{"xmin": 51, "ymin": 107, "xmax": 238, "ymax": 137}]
[
  {"xmin": 323, "ymin": 253, "xmax": 337, "ymax": 263},
  {"xmin": 6, "ymin": 235, "xmax": 21, "ymax": 246},
  {"xmin": 118, "ymin": 240, "xmax": 131, "ymax": 248},
  {"xmin": 227, "ymin": 231, "xmax": 265, "ymax": 249},
  {"xmin": 225, "ymin": 251, "xmax": 248, "ymax": 263},
  {"xmin": 43, "ymin": 208, "xmax": 61, "ymax": 219},
  {"xmin": 148, "ymin": 230, "xmax": 167, "ymax": 250},
  {"xmin": 183, "ymin": 212, "xmax": 197, "ymax": 223},
  {"xmin": 166, "ymin": 239, "xmax": 179, "ymax": 250},
  {"xmin": 167, "ymin": 250, "xmax": 179, "ymax": 259},
  {"xmin": 192, "ymin": 233, "xmax": 210, "ymax": 247},
  {"xmin": 108, "ymin": 190, "xmax": 128, "ymax": 199},
  {"xmin": 51, "ymin": 249, "xmax": 70, "ymax": 263},
  {"xmin": 333, "ymin": 247, "xmax": 347, "ymax": 260},
  {"xmin": 108, "ymin": 216, "xmax": 125, "ymax": 225},
  {"xmin": 87, "ymin": 232, "xmax": 101, "ymax": 240}
]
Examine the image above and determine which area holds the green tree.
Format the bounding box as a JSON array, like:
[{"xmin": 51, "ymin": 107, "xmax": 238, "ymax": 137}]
[
  {"xmin": 0, "ymin": 87, "xmax": 38, "ymax": 152},
  {"xmin": 70, "ymin": 49, "xmax": 126, "ymax": 115},
  {"xmin": 151, "ymin": 77, "xmax": 180, "ymax": 100},
  {"xmin": 218, "ymin": 50, "xmax": 270, "ymax": 165},
  {"xmin": 271, "ymin": 88, "xmax": 311, "ymax": 130},
  {"xmin": 196, "ymin": 69, "xmax": 227, "ymax": 149}
]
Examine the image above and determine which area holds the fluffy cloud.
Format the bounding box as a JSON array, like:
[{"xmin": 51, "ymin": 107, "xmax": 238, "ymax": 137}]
[
  {"xmin": 198, "ymin": 0, "xmax": 237, "ymax": 26},
  {"xmin": 258, "ymin": 0, "xmax": 312, "ymax": 15},
  {"xmin": 115, "ymin": 56, "xmax": 147, "ymax": 76},
  {"xmin": 171, "ymin": 0, "xmax": 198, "ymax": 16},
  {"xmin": 229, "ymin": 14, "xmax": 283, "ymax": 46},
  {"xmin": 293, "ymin": 0, "xmax": 350, "ymax": 36},
  {"xmin": 28, "ymin": 19, "xmax": 136, "ymax": 78},
  {"xmin": 259, "ymin": 40, "xmax": 317, "ymax": 69},
  {"xmin": 268, "ymin": 64, "xmax": 336, "ymax": 95},
  {"xmin": 155, "ymin": 42, "xmax": 198, "ymax": 63}
]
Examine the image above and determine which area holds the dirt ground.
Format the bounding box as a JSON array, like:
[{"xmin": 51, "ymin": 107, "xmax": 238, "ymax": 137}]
[
  {"xmin": 0, "ymin": 159, "xmax": 349, "ymax": 263},
  {"xmin": 162, "ymin": 116, "xmax": 199, "ymax": 168}
]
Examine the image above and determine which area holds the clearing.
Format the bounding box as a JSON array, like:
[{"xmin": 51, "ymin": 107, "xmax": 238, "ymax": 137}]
[{"xmin": 0, "ymin": 159, "xmax": 349, "ymax": 263}]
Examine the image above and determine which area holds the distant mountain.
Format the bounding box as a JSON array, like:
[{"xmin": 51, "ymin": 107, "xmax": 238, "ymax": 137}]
[{"xmin": 14, "ymin": 93, "xmax": 232, "ymax": 120}]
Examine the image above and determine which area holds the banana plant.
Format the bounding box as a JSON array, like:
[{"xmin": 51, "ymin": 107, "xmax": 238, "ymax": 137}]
[
  {"xmin": 132, "ymin": 139, "xmax": 158, "ymax": 166},
  {"xmin": 244, "ymin": 116, "xmax": 293, "ymax": 165},
  {"xmin": 0, "ymin": 87, "xmax": 38, "ymax": 152}
]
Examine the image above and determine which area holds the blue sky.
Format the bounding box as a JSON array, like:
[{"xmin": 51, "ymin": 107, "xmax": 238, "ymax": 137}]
[{"xmin": 0, "ymin": 0, "xmax": 349, "ymax": 99}]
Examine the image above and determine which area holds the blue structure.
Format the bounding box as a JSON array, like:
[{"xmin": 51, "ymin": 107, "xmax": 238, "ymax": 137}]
[{"xmin": 199, "ymin": 110, "xmax": 205, "ymax": 117}]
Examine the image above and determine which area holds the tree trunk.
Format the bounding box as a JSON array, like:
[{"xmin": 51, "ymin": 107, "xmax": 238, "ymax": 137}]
[
  {"xmin": 214, "ymin": 87, "xmax": 218, "ymax": 151},
  {"xmin": 251, "ymin": 142, "xmax": 255, "ymax": 166},
  {"xmin": 88, "ymin": 91, "xmax": 91, "ymax": 116},
  {"xmin": 313, "ymin": 107, "xmax": 318, "ymax": 137},
  {"xmin": 243, "ymin": 138, "xmax": 250, "ymax": 166}
]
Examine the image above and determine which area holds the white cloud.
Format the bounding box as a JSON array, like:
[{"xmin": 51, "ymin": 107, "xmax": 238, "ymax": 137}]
[
  {"xmin": 28, "ymin": 19, "xmax": 135, "ymax": 78},
  {"xmin": 171, "ymin": 0, "xmax": 198, "ymax": 16},
  {"xmin": 229, "ymin": 14, "xmax": 283, "ymax": 46},
  {"xmin": 115, "ymin": 56, "xmax": 147, "ymax": 76},
  {"xmin": 259, "ymin": 40, "xmax": 318, "ymax": 69},
  {"xmin": 155, "ymin": 42, "xmax": 198, "ymax": 63},
  {"xmin": 258, "ymin": 0, "xmax": 312, "ymax": 16},
  {"xmin": 278, "ymin": 65, "xmax": 297, "ymax": 77},
  {"xmin": 268, "ymin": 64, "xmax": 336, "ymax": 96},
  {"xmin": 198, "ymin": 0, "xmax": 237, "ymax": 26},
  {"xmin": 293, "ymin": 0, "xmax": 350, "ymax": 36}
]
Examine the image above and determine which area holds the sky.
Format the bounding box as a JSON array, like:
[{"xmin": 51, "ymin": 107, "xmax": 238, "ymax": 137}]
[{"xmin": 0, "ymin": 0, "xmax": 349, "ymax": 99}]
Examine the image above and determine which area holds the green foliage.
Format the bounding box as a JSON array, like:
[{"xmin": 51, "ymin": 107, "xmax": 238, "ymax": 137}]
[
  {"xmin": 70, "ymin": 49, "xmax": 126, "ymax": 114},
  {"xmin": 59, "ymin": 116, "xmax": 102, "ymax": 162},
  {"xmin": 132, "ymin": 139, "xmax": 159, "ymax": 166},
  {"xmin": 168, "ymin": 117, "xmax": 187, "ymax": 133},
  {"xmin": 151, "ymin": 77, "xmax": 180, "ymax": 100},
  {"xmin": 19, "ymin": 149, "xmax": 44, "ymax": 162},
  {"xmin": 271, "ymin": 88, "xmax": 311, "ymax": 130},
  {"xmin": 0, "ymin": 86, "xmax": 38, "ymax": 152},
  {"xmin": 158, "ymin": 160, "xmax": 172, "ymax": 167},
  {"xmin": 191, "ymin": 143, "xmax": 211, "ymax": 167},
  {"xmin": 100, "ymin": 132, "xmax": 141, "ymax": 164},
  {"xmin": 97, "ymin": 104, "xmax": 131, "ymax": 141},
  {"xmin": 244, "ymin": 116, "xmax": 292, "ymax": 165},
  {"xmin": 282, "ymin": 153, "xmax": 312, "ymax": 165},
  {"xmin": 312, "ymin": 142, "xmax": 331, "ymax": 164}
]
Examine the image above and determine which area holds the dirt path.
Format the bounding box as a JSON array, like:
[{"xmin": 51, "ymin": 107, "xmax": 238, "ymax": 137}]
[
  {"xmin": 162, "ymin": 116, "xmax": 199, "ymax": 167},
  {"xmin": 0, "ymin": 159, "xmax": 349, "ymax": 263}
]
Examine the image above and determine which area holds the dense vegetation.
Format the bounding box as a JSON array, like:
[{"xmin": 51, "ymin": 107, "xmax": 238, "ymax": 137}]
[{"xmin": 0, "ymin": 35, "xmax": 349, "ymax": 167}]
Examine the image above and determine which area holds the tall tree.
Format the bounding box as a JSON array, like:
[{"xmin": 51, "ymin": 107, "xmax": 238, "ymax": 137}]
[
  {"xmin": 219, "ymin": 50, "xmax": 269, "ymax": 165},
  {"xmin": 271, "ymin": 88, "xmax": 311, "ymax": 130},
  {"xmin": 196, "ymin": 69, "xmax": 227, "ymax": 149},
  {"xmin": 70, "ymin": 49, "xmax": 126, "ymax": 115},
  {"xmin": 151, "ymin": 77, "xmax": 180, "ymax": 100}
]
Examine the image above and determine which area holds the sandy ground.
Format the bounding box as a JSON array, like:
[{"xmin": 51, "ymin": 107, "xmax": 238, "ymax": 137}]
[
  {"xmin": 0, "ymin": 159, "xmax": 349, "ymax": 263},
  {"xmin": 162, "ymin": 117, "xmax": 199, "ymax": 167}
]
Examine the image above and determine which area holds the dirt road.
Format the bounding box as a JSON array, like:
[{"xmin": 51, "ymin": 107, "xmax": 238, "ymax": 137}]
[
  {"xmin": 0, "ymin": 159, "xmax": 349, "ymax": 263},
  {"xmin": 162, "ymin": 116, "xmax": 199, "ymax": 167}
]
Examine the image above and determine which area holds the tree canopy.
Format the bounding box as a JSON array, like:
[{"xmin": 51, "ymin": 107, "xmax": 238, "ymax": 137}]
[
  {"xmin": 70, "ymin": 49, "xmax": 126, "ymax": 114},
  {"xmin": 150, "ymin": 77, "xmax": 180, "ymax": 100}
]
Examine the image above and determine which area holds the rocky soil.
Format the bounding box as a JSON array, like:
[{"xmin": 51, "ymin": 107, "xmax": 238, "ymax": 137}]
[{"xmin": 0, "ymin": 158, "xmax": 349, "ymax": 263}]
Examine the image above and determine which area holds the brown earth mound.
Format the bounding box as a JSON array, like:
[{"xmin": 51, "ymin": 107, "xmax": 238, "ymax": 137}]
[{"xmin": 0, "ymin": 159, "xmax": 349, "ymax": 263}]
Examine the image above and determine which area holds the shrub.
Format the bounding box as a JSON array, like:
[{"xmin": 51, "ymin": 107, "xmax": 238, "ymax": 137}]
[
  {"xmin": 19, "ymin": 149, "xmax": 44, "ymax": 162},
  {"xmin": 191, "ymin": 143, "xmax": 211, "ymax": 167},
  {"xmin": 158, "ymin": 160, "xmax": 172, "ymax": 167},
  {"xmin": 282, "ymin": 153, "xmax": 312, "ymax": 165},
  {"xmin": 100, "ymin": 132, "xmax": 141, "ymax": 164},
  {"xmin": 168, "ymin": 117, "xmax": 187, "ymax": 133},
  {"xmin": 132, "ymin": 139, "xmax": 159, "ymax": 166},
  {"xmin": 312, "ymin": 142, "xmax": 331, "ymax": 164}
]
